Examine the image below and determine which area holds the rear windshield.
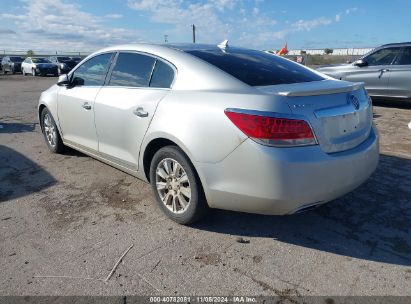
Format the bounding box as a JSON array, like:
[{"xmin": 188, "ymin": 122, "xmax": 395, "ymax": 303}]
[
  {"xmin": 32, "ymin": 58, "xmax": 51, "ymax": 63},
  {"xmin": 10, "ymin": 57, "xmax": 24, "ymax": 62},
  {"xmin": 186, "ymin": 48, "xmax": 324, "ymax": 86}
]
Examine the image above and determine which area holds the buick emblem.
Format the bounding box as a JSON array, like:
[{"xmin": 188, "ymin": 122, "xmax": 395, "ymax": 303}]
[{"xmin": 348, "ymin": 94, "xmax": 360, "ymax": 110}]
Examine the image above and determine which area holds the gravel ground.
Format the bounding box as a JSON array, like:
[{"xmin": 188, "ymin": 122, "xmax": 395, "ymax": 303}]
[{"xmin": 0, "ymin": 75, "xmax": 410, "ymax": 298}]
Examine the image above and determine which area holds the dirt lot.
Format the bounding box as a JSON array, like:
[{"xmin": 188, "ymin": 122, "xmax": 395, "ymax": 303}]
[{"xmin": 0, "ymin": 75, "xmax": 410, "ymax": 298}]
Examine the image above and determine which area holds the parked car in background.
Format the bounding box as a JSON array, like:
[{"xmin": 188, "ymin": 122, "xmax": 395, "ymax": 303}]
[
  {"xmin": 1, "ymin": 56, "xmax": 24, "ymax": 74},
  {"xmin": 38, "ymin": 43, "xmax": 379, "ymax": 224},
  {"xmin": 317, "ymin": 42, "xmax": 411, "ymax": 101},
  {"xmin": 49, "ymin": 56, "xmax": 78, "ymax": 75},
  {"xmin": 0, "ymin": 56, "xmax": 3, "ymax": 71},
  {"xmin": 22, "ymin": 57, "xmax": 58, "ymax": 76},
  {"xmin": 70, "ymin": 57, "xmax": 82, "ymax": 64}
]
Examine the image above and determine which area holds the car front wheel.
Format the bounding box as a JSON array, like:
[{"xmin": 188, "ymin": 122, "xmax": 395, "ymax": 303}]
[
  {"xmin": 150, "ymin": 146, "xmax": 208, "ymax": 224},
  {"xmin": 41, "ymin": 108, "xmax": 65, "ymax": 153}
]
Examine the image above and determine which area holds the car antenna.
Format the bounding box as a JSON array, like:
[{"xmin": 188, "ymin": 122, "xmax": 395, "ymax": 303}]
[{"xmin": 218, "ymin": 39, "xmax": 229, "ymax": 50}]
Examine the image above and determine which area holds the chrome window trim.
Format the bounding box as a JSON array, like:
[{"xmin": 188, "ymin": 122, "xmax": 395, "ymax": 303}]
[
  {"xmin": 104, "ymin": 50, "xmax": 177, "ymax": 89},
  {"xmin": 148, "ymin": 58, "xmax": 157, "ymax": 87}
]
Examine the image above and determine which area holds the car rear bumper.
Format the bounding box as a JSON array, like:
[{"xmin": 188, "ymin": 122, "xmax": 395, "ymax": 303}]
[
  {"xmin": 197, "ymin": 125, "xmax": 379, "ymax": 215},
  {"xmin": 36, "ymin": 67, "xmax": 58, "ymax": 75},
  {"xmin": 13, "ymin": 65, "xmax": 22, "ymax": 72}
]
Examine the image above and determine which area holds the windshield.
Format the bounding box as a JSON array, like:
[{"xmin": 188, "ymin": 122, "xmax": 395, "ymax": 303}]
[
  {"xmin": 32, "ymin": 58, "xmax": 51, "ymax": 63},
  {"xmin": 186, "ymin": 48, "xmax": 324, "ymax": 86},
  {"xmin": 10, "ymin": 57, "xmax": 24, "ymax": 62},
  {"xmin": 57, "ymin": 57, "xmax": 71, "ymax": 61}
]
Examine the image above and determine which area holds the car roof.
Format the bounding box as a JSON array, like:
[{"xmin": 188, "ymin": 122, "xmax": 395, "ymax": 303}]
[
  {"xmin": 163, "ymin": 43, "xmax": 228, "ymax": 51},
  {"xmin": 91, "ymin": 43, "xmax": 252, "ymax": 92},
  {"xmin": 380, "ymin": 42, "xmax": 411, "ymax": 48},
  {"xmin": 97, "ymin": 42, "xmax": 253, "ymax": 56}
]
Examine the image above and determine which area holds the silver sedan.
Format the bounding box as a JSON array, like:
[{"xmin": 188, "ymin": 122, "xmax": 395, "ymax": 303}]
[
  {"xmin": 38, "ymin": 43, "xmax": 379, "ymax": 224},
  {"xmin": 317, "ymin": 42, "xmax": 411, "ymax": 101}
]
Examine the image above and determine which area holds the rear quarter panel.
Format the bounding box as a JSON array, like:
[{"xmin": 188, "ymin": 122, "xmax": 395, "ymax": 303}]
[{"xmin": 142, "ymin": 90, "xmax": 293, "ymax": 164}]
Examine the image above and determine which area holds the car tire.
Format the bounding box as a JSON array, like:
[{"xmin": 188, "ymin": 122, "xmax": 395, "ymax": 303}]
[
  {"xmin": 150, "ymin": 146, "xmax": 208, "ymax": 224},
  {"xmin": 40, "ymin": 108, "xmax": 65, "ymax": 154}
]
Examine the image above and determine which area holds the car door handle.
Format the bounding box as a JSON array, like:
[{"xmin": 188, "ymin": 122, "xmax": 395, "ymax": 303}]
[
  {"xmin": 133, "ymin": 107, "xmax": 149, "ymax": 117},
  {"xmin": 82, "ymin": 103, "xmax": 92, "ymax": 110},
  {"xmin": 378, "ymin": 69, "xmax": 389, "ymax": 78}
]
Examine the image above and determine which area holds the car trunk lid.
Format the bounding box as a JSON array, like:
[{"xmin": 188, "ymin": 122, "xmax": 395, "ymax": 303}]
[{"xmin": 256, "ymin": 80, "xmax": 373, "ymax": 153}]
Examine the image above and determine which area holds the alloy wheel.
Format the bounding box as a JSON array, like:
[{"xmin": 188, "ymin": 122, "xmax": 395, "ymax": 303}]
[
  {"xmin": 155, "ymin": 158, "xmax": 191, "ymax": 214},
  {"xmin": 43, "ymin": 113, "xmax": 57, "ymax": 148}
]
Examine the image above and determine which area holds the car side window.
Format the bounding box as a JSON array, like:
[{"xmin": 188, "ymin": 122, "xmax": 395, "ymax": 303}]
[
  {"xmin": 150, "ymin": 60, "xmax": 175, "ymax": 88},
  {"xmin": 395, "ymin": 47, "xmax": 411, "ymax": 65},
  {"xmin": 108, "ymin": 52, "xmax": 156, "ymax": 87},
  {"xmin": 71, "ymin": 53, "xmax": 113, "ymax": 86},
  {"xmin": 365, "ymin": 48, "xmax": 401, "ymax": 66}
]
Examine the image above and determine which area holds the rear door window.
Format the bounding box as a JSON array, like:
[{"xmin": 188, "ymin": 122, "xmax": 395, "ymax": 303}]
[
  {"xmin": 186, "ymin": 48, "xmax": 324, "ymax": 86},
  {"xmin": 395, "ymin": 47, "xmax": 411, "ymax": 65},
  {"xmin": 149, "ymin": 60, "xmax": 175, "ymax": 88},
  {"xmin": 108, "ymin": 52, "xmax": 156, "ymax": 87}
]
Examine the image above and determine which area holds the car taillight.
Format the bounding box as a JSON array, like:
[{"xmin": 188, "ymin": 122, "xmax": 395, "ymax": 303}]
[{"xmin": 225, "ymin": 110, "xmax": 317, "ymax": 147}]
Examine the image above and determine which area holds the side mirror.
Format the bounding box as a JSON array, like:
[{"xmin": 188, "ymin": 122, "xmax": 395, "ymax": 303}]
[
  {"xmin": 71, "ymin": 76, "xmax": 84, "ymax": 87},
  {"xmin": 57, "ymin": 74, "xmax": 69, "ymax": 86},
  {"xmin": 354, "ymin": 59, "xmax": 368, "ymax": 67}
]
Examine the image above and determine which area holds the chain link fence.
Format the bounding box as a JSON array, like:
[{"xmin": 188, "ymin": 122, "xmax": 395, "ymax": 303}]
[
  {"xmin": 287, "ymin": 48, "xmax": 375, "ymax": 56},
  {"xmin": 0, "ymin": 50, "xmax": 91, "ymax": 57}
]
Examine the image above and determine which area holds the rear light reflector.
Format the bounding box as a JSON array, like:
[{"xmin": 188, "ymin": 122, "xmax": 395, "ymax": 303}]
[{"xmin": 225, "ymin": 110, "xmax": 317, "ymax": 147}]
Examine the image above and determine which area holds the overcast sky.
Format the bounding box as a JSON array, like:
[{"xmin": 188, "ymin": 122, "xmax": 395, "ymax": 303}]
[{"xmin": 1, "ymin": 0, "xmax": 410, "ymax": 53}]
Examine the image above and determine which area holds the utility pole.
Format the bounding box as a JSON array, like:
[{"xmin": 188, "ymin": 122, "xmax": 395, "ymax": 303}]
[
  {"xmin": 164, "ymin": 34, "xmax": 168, "ymax": 43},
  {"xmin": 192, "ymin": 24, "xmax": 196, "ymax": 43}
]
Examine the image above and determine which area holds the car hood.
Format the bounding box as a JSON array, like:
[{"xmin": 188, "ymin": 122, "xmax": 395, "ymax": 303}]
[
  {"xmin": 317, "ymin": 63, "xmax": 349, "ymax": 68},
  {"xmin": 316, "ymin": 64, "xmax": 354, "ymax": 73}
]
